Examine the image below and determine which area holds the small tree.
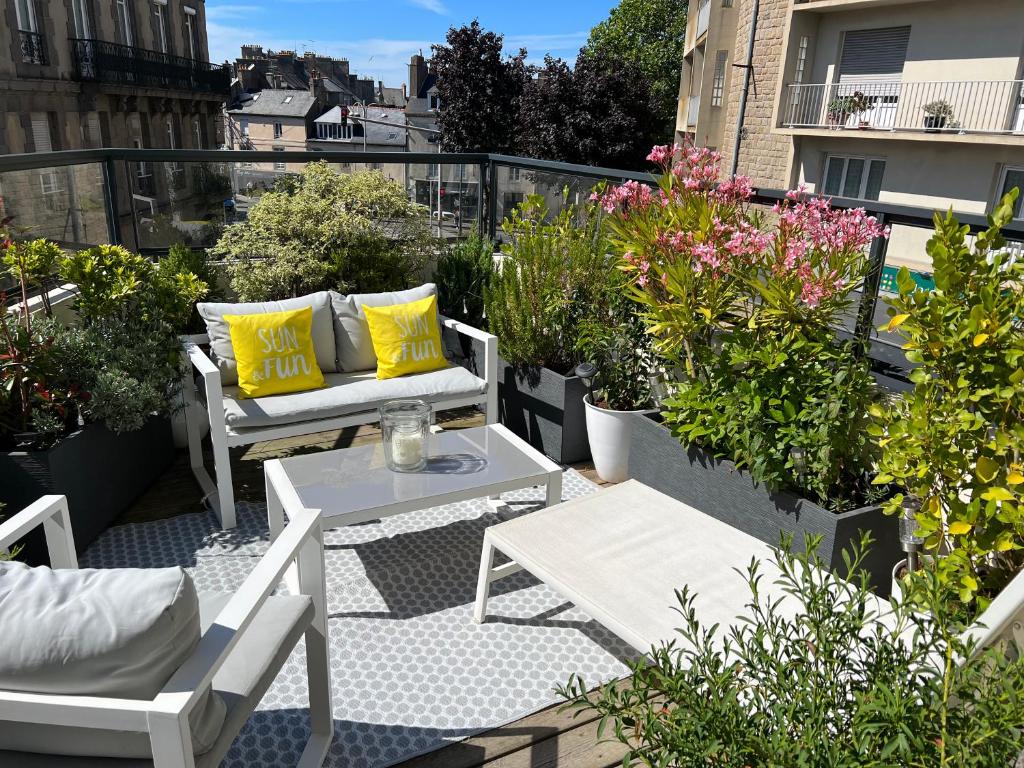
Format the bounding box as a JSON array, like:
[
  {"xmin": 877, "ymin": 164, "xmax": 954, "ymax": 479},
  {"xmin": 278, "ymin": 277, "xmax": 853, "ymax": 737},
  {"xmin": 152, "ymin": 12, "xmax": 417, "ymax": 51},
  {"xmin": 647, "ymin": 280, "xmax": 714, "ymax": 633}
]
[
  {"xmin": 874, "ymin": 188, "xmax": 1024, "ymax": 608},
  {"xmin": 432, "ymin": 21, "xmax": 528, "ymax": 154},
  {"xmin": 584, "ymin": 0, "xmax": 688, "ymax": 142}
]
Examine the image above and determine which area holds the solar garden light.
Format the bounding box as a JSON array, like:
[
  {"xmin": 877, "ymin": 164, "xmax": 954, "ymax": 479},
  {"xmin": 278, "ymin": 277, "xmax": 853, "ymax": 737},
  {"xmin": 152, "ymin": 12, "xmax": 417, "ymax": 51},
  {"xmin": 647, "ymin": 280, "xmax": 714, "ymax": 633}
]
[
  {"xmin": 790, "ymin": 447, "xmax": 807, "ymax": 484},
  {"xmin": 899, "ymin": 496, "xmax": 925, "ymax": 573},
  {"xmin": 575, "ymin": 362, "xmax": 598, "ymax": 404},
  {"xmin": 648, "ymin": 372, "xmax": 670, "ymax": 408}
]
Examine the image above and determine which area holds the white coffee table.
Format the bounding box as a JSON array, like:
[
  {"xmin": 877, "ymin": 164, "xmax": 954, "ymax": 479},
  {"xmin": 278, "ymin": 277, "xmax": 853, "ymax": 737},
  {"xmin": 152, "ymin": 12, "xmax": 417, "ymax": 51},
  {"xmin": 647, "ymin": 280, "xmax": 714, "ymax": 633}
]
[{"xmin": 263, "ymin": 423, "xmax": 563, "ymax": 539}]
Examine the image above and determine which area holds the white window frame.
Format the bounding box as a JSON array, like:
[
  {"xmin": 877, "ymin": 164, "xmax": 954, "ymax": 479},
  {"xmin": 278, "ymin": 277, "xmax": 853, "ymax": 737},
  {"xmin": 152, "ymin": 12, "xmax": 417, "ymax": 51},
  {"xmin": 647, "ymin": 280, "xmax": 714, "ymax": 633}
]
[
  {"xmin": 152, "ymin": 0, "xmax": 168, "ymax": 53},
  {"xmin": 821, "ymin": 154, "xmax": 886, "ymax": 201},
  {"xmin": 996, "ymin": 165, "xmax": 1024, "ymax": 221},
  {"xmin": 790, "ymin": 34, "xmax": 810, "ymax": 110},
  {"xmin": 39, "ymin": 170, "xmax": 64, "ymax": 212},
  {"xmin": 273, "ymin": 122, "xmax": 283, "ymax": 139},
  {"xmin": 116, "ymin": 0, "xmax": 133, "ymax": 45},
  {"xmin": 273, "ymin": 146, "xmax": 285, "ymax": 171},
  {"xmin": 15, "ymin": 0, "xmax": 38, "ymax": 32},
  {"xmin": 428, "ymin": 91, "xmax": 440, "ymax": 111},
  {"xmin": 509, "ymin": 166, "xmax": 521, "ymax": 182},
  {"xmin": 183, "ymin": 6, "xmax": 197, "ymax": 59},
  {"xmin": 711, "ymin": 50, "xmax": 727, "ymax": 107},
  {"xmin": 71, "ymin": 0, "xmax": 90, "ymax": 38}
]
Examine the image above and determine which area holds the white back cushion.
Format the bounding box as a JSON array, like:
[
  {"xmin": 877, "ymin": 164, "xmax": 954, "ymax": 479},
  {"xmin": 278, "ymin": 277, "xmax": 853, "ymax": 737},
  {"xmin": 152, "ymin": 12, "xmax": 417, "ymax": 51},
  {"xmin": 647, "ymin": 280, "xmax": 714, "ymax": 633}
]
[{"xmin": 330, "ymin": 284, "xmax": 436, "ymax": 372}]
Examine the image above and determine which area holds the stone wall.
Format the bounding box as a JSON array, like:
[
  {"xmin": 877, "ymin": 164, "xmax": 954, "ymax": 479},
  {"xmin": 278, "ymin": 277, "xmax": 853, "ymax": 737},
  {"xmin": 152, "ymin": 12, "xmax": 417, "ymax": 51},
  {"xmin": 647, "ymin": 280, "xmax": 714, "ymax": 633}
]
[{"xmin": 720, "ymin": 0, "xmax": 794, "ymax": 189}]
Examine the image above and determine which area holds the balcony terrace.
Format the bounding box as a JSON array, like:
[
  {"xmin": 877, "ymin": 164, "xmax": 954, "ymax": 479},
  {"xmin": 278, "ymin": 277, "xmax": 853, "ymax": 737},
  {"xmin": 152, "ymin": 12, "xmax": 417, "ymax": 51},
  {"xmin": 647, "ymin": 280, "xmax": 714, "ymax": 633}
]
[
  {"xmin": 71, "ymin": 38, "xmax": 231, "ymax": 95},
  {"xmin": 1, "ymin": 147, "xmax": 1024, "ymax": 768}
]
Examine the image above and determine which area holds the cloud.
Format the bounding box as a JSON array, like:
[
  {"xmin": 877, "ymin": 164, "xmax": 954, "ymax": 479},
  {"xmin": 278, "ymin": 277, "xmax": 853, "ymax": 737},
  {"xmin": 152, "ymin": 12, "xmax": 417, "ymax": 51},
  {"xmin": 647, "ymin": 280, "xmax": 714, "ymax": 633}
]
[{"xmin": 408, "ymin": 0, "xmax": 448, "ymax": 14}]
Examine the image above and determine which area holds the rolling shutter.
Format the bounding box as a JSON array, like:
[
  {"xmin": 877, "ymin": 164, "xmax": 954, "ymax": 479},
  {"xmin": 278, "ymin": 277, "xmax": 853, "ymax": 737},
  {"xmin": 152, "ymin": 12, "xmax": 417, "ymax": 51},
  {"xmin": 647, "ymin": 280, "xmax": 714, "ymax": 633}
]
[
  {"xmin": 838, "ymin": 27, "xmax": 910, "ymax": 83},
  {"xmin": 30, "ymin": 113, "xmax": 53, "ymax": 152}
]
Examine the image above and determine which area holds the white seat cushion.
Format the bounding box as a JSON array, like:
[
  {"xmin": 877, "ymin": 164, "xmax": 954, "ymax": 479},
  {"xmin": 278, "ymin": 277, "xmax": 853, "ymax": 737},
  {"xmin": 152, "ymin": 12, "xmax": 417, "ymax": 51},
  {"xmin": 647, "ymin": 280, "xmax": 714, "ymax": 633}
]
[{"xmin": 221, "ymin": 364, "xmax": 486, "ymax": 430}]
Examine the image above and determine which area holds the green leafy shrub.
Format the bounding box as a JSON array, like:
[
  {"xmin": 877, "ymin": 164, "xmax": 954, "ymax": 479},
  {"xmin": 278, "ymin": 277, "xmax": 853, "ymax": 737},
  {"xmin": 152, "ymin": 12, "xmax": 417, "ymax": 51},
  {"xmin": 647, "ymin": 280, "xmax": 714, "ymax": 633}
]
[
  {"xmin": 211, "ymin": 163, "xmax": 434, "ymax": 301},
  {"xmin": 598, "ymin": 145, "xmax": 887, "ymax": 508},
  {"xmin": 484, "ymin": 193, "xmax": 612, "ymax": 374},
  {"xmin": 559, "ymin": 534, "xmax": 1024, "ymax": 767},
  {"xmin": 160, "ymin": 243, "xmax": 223, "ymax": 333},
  {"xmin": 433, "ymin": 233, "xmax": 494, "ymax": 329},
  {"xmin": 874, "ymin": 188, "xmax": 1024, "ymax": 608}
]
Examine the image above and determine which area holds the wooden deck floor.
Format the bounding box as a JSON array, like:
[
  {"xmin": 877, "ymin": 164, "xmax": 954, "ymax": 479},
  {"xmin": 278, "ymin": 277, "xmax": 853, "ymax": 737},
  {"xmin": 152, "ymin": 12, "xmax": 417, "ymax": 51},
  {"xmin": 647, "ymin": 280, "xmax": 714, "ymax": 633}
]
[{"xmin": 117, "ymin": 410, "xmax": 622, "ymax": 768}]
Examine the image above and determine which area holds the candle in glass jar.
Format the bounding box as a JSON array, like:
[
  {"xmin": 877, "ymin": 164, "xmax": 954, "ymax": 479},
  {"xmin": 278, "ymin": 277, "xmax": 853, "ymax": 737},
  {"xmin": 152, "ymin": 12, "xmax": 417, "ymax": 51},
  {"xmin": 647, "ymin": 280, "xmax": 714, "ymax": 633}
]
[{"xmin": 391, "ymin": 428, "xmax": 425, "ymax": 468}]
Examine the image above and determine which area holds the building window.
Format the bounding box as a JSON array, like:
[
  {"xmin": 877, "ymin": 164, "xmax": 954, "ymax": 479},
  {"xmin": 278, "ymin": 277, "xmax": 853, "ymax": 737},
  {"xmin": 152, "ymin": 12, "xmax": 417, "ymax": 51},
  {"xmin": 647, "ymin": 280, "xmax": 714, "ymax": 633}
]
[
  {"xmin": 509, "ymin": 166, "xmax": 521, "ymax": 182},
  {"xmin": 183, "ymin": 6, "xmax": 197, "ymax": 59},
  {"xmin": 273, "ymin": 146, "xmax": 285, "ymax": 171},
  {"xmin": 71, "ymin": 0, "xmax": 90, "ymax": 38},
  {"xmin": 273, "ymin": 122, "xmax": 283, "ymax": 139},
  {"xmin": 16, "ymin": 0, "xmax": 39, "ymax": 32},
  {"xmin": 316, "ymin": 123, "xmax": 353, "ymax": 140},
  {"xmin": 711, "ymin": 50, "xmax": 727, "ymax": 107},
  {"xmin": 283, "ymin": 95, "xmax": 293, "ymax": 104},
  {"xmin": 152, "ymin": 0, "xmax": 168, "ymax": 53},
  {"xmin": 722, "ymin": 0, "xmax": 732, "ymax": 6},
  {"xmin": 39, "ymin": 170, "xmax": 64, "ymax": 212},
  {"xmin": 822, "ymin": 155, "xmax": 886, "ymax": 201},
  {"xmin": 239, "ymin": 119, "xmax": 249, "ymax": 136},
  {"xmin": 193, "ymin": 116, "xmax": 202, "ymax": 149},
  {"xmin": 997, "ymin": 166, "xmax": 1024, "ymax": 220},
  {"xmin": 428, "ymin": 92, "xmax": 440, "ymax": 111},
  {"xmin": 30, "ymin": 112, "xmax": 53, "ymax": 152},
  {"xmin": 116, "ymin": 0, "xmax": 133, "ymax": 45}
]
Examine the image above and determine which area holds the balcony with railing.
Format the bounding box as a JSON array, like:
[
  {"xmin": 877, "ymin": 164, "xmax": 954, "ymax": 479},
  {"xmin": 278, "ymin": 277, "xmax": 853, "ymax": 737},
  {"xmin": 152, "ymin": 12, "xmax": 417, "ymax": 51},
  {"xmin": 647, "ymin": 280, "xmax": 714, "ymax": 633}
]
[
  {"xmin": 782, "ymin": 80, "xmax": 1024, "ymax": 137},
  {"xmin": 70, "ymin": 38, "xmax": 230, "ymax": 95},
  {"xmin": 18, "ymin": 29, "xmax": 47, "ymax": 65}
]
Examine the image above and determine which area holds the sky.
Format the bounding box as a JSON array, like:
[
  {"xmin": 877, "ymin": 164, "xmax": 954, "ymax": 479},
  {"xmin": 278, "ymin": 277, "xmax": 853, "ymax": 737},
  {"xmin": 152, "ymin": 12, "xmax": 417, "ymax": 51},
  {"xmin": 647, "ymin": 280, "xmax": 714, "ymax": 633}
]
[{"xmin": 206, "ymin": 0, "xmax": 619, "ymax": 91}]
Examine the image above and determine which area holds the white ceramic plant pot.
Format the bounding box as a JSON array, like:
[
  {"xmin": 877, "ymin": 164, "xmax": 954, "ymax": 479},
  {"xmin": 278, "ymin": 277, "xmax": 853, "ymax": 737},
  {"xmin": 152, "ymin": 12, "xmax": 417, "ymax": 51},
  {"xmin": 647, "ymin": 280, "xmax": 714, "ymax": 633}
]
[
  {"xmin": 171, "ymin": 392, "xmax": 209, "ymax": 448},
  {"xmin": 583, "ymin": 394, "xmax": 645, "ymax": 484},
  {"xmin": 891, "ymin": 559, "xmax": 908, "ymax": 604}
]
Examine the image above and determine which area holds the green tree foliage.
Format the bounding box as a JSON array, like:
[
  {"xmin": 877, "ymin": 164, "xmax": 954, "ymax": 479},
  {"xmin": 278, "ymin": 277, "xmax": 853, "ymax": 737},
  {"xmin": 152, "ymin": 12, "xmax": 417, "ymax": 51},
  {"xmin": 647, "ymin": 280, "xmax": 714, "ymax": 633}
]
[
  {"xmin": 432, "ymin": 21, "xmax": 528, "ymax": 154},
  {"xmin": 874, "ymin": 189, "xmax": 1024, "ymax": 608},
  {"xmin": 517, "ymin": 49, "xmax": 659, "ymax": 170},
  {"xmin": 211, "ymin": 163, "xmax": 433, "ymax": 301},
  {"xmin": 584, "ymin": 0, "xmax": 688, "ymax": 141},
  {"xmin": 559, "ymin": 534, "xmax": 1024, "ymax": 768}
]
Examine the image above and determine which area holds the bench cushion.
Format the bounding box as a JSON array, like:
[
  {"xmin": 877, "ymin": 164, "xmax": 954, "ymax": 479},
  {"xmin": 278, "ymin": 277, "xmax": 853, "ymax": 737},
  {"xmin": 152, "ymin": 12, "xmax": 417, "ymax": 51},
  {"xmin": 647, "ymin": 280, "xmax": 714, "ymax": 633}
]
[
  {"xmin": 198, "ymin": 291, "xmax": 338, "ymax": 385},
  {"xmin": 221, "ymin": 364, "xmax": 486, "ymax": 430},
  {"xmin": 0, "ymin": 564, "xmax": 226, "ymax": 758},
  {"xmin": 0, "ymin": 592, "xmax": 314, "ymax": 768},
  {"xmin": 330, "ymin": 284, "xmax": 436, "ymax": 372}
]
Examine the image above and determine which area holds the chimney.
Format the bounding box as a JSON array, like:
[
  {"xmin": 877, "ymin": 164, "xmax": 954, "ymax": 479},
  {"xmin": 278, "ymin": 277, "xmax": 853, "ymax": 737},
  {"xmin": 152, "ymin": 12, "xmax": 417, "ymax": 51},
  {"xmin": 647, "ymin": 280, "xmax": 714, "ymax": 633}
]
[
  {"xmin": 310, "ymin": 67, "xmax": 323, "ymax": 99},
  {"xmin": 408, "ymin": 53, "xmax": 427, "ymax": 100}
]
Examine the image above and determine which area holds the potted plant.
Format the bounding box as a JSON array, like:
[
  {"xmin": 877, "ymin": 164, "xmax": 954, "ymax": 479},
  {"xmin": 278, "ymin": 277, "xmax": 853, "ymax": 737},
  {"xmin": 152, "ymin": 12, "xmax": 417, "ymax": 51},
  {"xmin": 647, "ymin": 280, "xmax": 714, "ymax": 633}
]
[
  {"xmin": 484, "ymin": 193, "xmax": 611, "ymax": 463},
  {"xmin": 574, "ymin": 270, "xmax": 656, "ymax": 483},
  {"xmin": 923, "ymin": 99, "xmax": 954, "ymax": 132},
  {"xmin": 594, "ymin": 143, "xmax": 899, "ymax": 591},
  {"xmin": 0, "ymin": 236, "xmax": 208, "ymax": 562},
  {"xmin": 433, "ymin": 233, "xmax": 495, "ymax": 371},
  {"xmin": 559, "ymin": 534, "xmax": 1024, "ymax": 765},
  {"xmin": 874, "ymin": 188, "xmax": 1024, "ymax": 609},
  {"xmin": 828, "ymin": 91, "xmax": 873, "ymax": 129}
]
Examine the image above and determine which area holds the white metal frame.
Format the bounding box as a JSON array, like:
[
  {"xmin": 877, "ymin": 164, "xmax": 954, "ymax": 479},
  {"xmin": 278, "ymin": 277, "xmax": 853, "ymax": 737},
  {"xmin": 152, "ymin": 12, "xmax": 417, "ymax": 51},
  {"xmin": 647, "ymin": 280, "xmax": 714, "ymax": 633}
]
[
  {"xmin": 821, "ymin": 153, "xmax": 886, "ymax": 201},
  {"xmin": 0, "ymin": 495, "xmax": 332, "ymax": 768},
  {"xmin": 182, "ymin": 315, "xmax": 499, "ymax": 529},
  {"xmin": 264, "ymin": 422, "xmax": 562, "ymax": 544}
]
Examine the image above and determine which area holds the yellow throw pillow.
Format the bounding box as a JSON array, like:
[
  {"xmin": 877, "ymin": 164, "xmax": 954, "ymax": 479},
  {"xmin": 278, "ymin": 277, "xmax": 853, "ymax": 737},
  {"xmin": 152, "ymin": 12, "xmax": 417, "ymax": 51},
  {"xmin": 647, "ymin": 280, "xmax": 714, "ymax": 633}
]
[
  {"xmin": 224, "ymin": 307, "xmax": 326, "ymax": 399},
  {"xmin": 363, "ymin": 295, "xmax": 447, "ymax": 380}
]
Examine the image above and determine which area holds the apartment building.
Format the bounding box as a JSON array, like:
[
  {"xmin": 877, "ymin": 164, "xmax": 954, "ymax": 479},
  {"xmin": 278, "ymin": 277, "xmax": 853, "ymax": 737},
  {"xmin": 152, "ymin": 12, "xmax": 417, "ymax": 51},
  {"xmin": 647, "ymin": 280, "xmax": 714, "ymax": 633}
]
[
  {"xmin": 0, "ymin": 0, "xmax": 229, "ymax": 247},
  {"xmin": 677, "ymin": 0, "xmax": 1024, "ymax": 266}
]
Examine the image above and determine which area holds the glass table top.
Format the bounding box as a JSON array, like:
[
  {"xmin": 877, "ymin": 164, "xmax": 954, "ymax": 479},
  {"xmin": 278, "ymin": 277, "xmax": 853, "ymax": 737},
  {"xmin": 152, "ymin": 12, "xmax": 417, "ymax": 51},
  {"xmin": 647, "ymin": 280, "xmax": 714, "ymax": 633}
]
[{"xmin": 277, "ymin": 426, "xmax": 553, "ymax": 517}]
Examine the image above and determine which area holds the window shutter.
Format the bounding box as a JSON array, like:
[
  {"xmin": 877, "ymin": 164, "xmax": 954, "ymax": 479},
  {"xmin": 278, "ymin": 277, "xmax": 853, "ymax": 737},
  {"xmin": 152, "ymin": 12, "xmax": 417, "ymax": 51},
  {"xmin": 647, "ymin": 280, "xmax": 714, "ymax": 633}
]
[
  {"xmin": 31, "ymin": 113, "xmax": 52, "ymax": 152},
  {"xmin": 838, "ymin": 27, "xmax": 910, "ymax": 83}
]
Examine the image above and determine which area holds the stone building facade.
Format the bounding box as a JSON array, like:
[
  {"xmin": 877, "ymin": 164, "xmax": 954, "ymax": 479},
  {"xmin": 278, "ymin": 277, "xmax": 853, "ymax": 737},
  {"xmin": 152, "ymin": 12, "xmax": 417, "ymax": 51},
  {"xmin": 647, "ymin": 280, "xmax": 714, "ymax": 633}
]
[{"xmin": 0, "ymin": 0, "xmax": 229, "ymax": 247}]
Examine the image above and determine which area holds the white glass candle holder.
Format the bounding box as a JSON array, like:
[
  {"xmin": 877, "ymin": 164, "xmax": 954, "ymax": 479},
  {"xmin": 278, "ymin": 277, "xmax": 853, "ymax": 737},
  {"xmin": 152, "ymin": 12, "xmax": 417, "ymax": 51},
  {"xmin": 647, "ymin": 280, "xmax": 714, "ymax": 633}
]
[{"xmin": 379, "ymin": 400, "xmax": 431, "ymax": 473}]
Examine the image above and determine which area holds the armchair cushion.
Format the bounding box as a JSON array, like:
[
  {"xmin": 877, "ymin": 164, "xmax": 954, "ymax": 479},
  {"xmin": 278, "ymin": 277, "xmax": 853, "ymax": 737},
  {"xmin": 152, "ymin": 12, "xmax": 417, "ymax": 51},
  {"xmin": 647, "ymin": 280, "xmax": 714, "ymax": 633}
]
[
  {"xmin": 198, "ymin": 291, "xmax": 338, "ymax": 385},
  {"xmin": 220, "ymin": 365, "xmax": 486, "ymax": 430},
  {"xmin": 0, "ymin": 562, "xmax": 226, "ymax": 758},
  {"xmin": 330, "ymin": 283, "xmax": 436, "ymax": 372}
]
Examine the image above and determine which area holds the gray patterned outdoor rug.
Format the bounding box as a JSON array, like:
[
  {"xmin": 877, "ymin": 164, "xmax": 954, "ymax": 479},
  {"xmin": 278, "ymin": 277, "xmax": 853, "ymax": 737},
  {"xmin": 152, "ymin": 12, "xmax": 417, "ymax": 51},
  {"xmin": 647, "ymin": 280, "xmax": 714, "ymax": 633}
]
[{"xmin": 81, "ymin": 469, "xmax": 636, "ymax": 768}]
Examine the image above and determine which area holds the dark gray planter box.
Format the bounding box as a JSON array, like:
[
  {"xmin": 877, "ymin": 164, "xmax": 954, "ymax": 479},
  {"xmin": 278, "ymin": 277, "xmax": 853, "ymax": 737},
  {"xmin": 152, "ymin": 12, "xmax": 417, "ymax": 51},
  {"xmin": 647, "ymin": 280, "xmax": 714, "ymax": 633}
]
[
  {"xmin": 0, "ymin": 417, "xmax": 175, "ymax": 565},
  {"xmin": 497, "ymin": 360, "xmax": 590, "ymax": 465},
  {"xmin": 628, "ymin": 412, "xmax": 900, "ymax": 595}
]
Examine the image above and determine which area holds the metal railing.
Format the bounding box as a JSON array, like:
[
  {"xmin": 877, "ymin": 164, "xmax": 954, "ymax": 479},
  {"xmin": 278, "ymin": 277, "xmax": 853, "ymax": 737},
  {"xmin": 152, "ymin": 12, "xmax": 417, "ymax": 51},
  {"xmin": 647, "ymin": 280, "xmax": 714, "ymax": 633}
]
[
  {"xmin": 70, "ymin": 38, "xmax": 230, "ymax": 94},
  {"xmin": 19, "ymin": 30, "xmax": 47, "ymax": 65},
  {"xmin": 784, "ymin": 80, "xmax": 1024, "ymax": 135},
  {"xmin": 0, "ymin": 147, "xmax": 1021, "ymax": 383}
]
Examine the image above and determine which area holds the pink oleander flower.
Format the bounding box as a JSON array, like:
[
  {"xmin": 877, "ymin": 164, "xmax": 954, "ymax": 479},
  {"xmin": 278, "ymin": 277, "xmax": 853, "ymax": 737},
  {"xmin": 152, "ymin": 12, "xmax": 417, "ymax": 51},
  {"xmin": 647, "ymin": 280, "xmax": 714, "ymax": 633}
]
[{"xmin": 647, "ymin": 143, "xmax": 681, "ymax": 167}]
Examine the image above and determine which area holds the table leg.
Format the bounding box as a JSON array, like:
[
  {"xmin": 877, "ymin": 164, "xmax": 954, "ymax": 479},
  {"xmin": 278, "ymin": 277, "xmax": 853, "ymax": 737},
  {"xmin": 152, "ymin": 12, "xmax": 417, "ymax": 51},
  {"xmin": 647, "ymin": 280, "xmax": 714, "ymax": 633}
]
[
  {"xmin": 545, "ymin": 470, "xmax": 563, "ymax": 508},
  {"xmin": 473, "ymin": 537, "xmax": 497, "ymax": 624}
]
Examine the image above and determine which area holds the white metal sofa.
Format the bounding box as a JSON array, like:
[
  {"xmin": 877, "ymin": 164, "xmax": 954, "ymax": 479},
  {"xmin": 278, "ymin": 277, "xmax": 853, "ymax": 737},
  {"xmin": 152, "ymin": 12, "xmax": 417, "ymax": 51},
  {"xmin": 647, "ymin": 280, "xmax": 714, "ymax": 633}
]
[
  {"xmin": 182, "ymin": 286, "xmax": 498, "ymax": 529},
  {"xmin": 0, "ymin": 495, "xmax": 332, "ymax": 767}
]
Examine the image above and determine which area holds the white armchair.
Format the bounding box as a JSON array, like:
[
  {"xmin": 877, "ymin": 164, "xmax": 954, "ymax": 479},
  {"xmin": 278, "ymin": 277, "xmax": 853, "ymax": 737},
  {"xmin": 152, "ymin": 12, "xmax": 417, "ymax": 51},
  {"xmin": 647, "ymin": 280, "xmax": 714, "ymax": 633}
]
[
  {"xmin": 0, "ymin": 495, "xmax": 333, "ymax": 767},
  {"xmin": 182, "ymin": 315, "xmax": 498, "ymax": 529}
]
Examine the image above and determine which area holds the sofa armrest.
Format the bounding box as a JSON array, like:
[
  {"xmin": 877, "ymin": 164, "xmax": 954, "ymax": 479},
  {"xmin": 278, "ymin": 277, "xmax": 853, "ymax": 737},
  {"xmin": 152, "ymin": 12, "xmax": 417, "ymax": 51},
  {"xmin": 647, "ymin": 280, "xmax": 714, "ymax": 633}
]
[
  {"xmin": 155, "ymin": 504, "xmax": 325, "ymax": 718},
  {"xmin": 439, "ymin": 315, "xmax": 495, "ymax": 345},
  {"xmin": 0, "ymin": 495, "xmax": 77, "ymax": 569}
]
